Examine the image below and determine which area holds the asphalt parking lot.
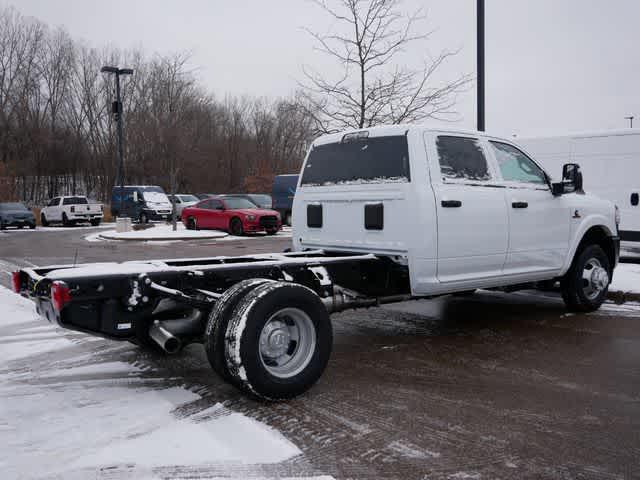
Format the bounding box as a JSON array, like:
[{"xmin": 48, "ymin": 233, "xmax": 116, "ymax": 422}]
[{"xmin": 1, "ymin": 226, "xmax": 639, "ymax": 479}]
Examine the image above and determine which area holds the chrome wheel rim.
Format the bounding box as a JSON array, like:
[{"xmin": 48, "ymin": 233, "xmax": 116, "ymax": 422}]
[
  {"xmin": 582, "ymin": 258, "xmax": 609, "ymax": 300},
  {"xmin": 259, "ymin": 307, "xmax": 316, "ymax": 378}
]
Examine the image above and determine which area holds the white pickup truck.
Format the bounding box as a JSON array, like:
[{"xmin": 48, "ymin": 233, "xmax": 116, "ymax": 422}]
[
  {"xmin": 40, "ymin": 196, "xmax": 103, "ymax": 227},
  {"xmin": 15, "ymin": 125, "xmax": 619, "ymax": 401}
]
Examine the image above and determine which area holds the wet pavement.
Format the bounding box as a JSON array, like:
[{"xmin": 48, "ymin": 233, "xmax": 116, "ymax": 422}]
[{"xmin": 1, "ymin": 226, "xmax": 639, "ymax": 479}]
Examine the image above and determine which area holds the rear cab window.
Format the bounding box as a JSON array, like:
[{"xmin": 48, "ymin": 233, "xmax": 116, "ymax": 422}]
[
  {"xmin": 301, "ymin": 135, "xmax": 411, "ymax": 187},
  {"xmin": 62, "ymin": 197, "xmax": 88, "ymax": 205},
  {"xmin": 436, "ymin": 136, "xmax": 493, "ymax": 182}
]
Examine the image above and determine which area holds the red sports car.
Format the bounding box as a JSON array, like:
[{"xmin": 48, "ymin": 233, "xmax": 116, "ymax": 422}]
[{"xmin": 182, "ymin": 195, "xmax": 282, "ymax": 236}]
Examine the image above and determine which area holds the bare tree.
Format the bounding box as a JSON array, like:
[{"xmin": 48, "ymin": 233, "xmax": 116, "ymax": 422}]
[{"xmin": 300, "ymin": 0, "xmax": 472, "ymax": 133}]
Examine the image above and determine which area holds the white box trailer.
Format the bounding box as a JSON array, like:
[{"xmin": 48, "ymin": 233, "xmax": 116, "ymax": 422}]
[{"xmin": 517, "ymin": 130, "xmax": 640, "ymax": 241}]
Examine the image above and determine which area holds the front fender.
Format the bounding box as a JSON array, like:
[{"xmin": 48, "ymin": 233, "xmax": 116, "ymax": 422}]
[{"xmin": 559, "ymin": 213, "xmax": 616, "ymax": 275}]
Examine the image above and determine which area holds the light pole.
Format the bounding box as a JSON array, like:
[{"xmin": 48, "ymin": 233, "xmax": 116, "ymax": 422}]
[
  {"xmin": 625, "ymin": 115, "xmax": 634, "ymax": 128},
  {"xmin": 477, "ymin": 0, "xmax": 485, "ymax": 132},
  {"xmin": 101, "ymin": 66, "xmax": 133, "ymax": 218}
]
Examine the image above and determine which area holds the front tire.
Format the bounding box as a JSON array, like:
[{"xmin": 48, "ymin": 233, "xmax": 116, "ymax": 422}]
[
  {"xmin": 230, "ymin": 217, "xmax": 244, "ymax": 236},
  {"xmin": 186, "ymin": 217, "xmax": 197, "ymax": 230},
  {"xmin": 561, "ymin": 244, "xmax": 611, "ymax": 312},
  {"xmin": 40, "ymin": 213, "xmax": 49, "ymax": 227},
  {"xmin": 224, "ymin": 282, "xmax": 333, "ymax": 401},
  {"xmin": 90, "ymin": 219, "xmax": 101, "ymax": 226}
]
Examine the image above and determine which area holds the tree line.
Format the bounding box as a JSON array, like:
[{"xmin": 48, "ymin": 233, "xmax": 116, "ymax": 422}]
[
  {"xmin": 0, "ymin": 7, "xmax": 315, "ymax": 204},
  {"xmin": 0, "ymin": 1, "xmax": 469, "ymax": 205}
]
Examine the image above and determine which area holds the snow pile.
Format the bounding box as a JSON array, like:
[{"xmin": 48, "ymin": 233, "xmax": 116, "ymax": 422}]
[
  {"xmin": 610, "ymin": 263, "xmax": 640, "ymax": 294},
  {"xmin": 0, "ymin": 286, "xmax": 312, "ymax": 479},
  {"xmin": 99, "ymin": 223, "xmax": 228, "ymax": 241}
]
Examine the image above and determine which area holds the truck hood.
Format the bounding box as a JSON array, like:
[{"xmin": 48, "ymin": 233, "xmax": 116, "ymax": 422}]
[{"xmin": 230, "ymin": 208, "xmax": 280, "ymax": 217}]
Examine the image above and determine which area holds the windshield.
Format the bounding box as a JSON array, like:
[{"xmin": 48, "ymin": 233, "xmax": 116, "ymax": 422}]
[
  {"xmin": 0, "ymin": 203, "xmax": 28, "ymax": 211},
  {"xmin": 177, "ymin": 195, "xmax": 198, "ymax": 203},
  {"xmin": 301, "ymin": 136, "xmax": 411, "ymax": 186},
  {"xmin": 142, "ymin": 191, "xmax": 170, "ymax": 204},
  {"xmin": 222, "ymin": 197, "xmax": 259, "ymax": 209},
  {"xmin": 248, "ymin": 195, "xmax": 272, "ymax": 207}
]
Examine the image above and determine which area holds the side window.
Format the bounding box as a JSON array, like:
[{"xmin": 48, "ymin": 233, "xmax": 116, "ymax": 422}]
[
  {"xmin": 489, "ymin": 141, "xmax": 546, "ymax": 185},
  {"xmin": 62, "ymin": 198, "xmax": 72, "ymax": 205},
  {"xmin": 49, "ymin": 198, "xmax": 59, "ymax": 207},
  {"xmin": 436, "ymin": 136, "xmax": 491, "ymax": 181},
  {"xmin": 211, "ymin": 200, "xmax": 223, "ymax": 210}
]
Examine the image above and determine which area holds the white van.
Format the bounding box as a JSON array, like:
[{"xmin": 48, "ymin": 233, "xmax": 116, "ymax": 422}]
[{"xmin": 517, "ymin": 130, "xmax": 640, "ymax": 242}]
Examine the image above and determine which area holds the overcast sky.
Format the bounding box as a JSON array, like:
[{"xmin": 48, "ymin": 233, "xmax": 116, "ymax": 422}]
[{"xmin": 6, "ymin": 0, "xmax": 640, "ymax": 137}]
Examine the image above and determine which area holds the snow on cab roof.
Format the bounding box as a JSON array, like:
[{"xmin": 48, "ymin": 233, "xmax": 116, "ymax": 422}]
[{"xmin": 312, "ymin": 123, "xmax": 505, "ymax": 146}]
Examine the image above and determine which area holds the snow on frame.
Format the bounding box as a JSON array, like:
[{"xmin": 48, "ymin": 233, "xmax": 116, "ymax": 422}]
[{"xmin": 0, "ymin": 286, "xmax": 318, "ymax": 479}]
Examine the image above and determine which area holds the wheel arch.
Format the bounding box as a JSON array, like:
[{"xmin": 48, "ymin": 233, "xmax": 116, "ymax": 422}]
[{"xmin": 563, "ymin": 224, "xmax": 617, "ymax": 276}]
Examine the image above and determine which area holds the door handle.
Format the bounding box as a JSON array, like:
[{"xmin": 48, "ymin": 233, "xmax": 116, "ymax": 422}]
[
  {"xmin": 512, "ymin": 201, "xmax": 528, "ymax": 209},
  {"xmin": 441, "ymin": 200, "xmax": 462, "ymax": 208}
]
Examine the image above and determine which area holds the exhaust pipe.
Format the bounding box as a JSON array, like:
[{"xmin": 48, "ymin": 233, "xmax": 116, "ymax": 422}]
[{"xmin": 149, "ymin": 320, "xmax": 182, "ymax": 354}]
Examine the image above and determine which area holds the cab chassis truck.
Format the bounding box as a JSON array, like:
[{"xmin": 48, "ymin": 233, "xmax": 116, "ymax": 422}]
[{"xmin": 12, "ymin": 126, "xmax": 620, "ymax": 400}]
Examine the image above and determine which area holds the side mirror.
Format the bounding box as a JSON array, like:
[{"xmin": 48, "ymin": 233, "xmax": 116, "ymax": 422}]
[{"xmin": 552, "ymin": 163, "xmax": 583, "ymax": 196}]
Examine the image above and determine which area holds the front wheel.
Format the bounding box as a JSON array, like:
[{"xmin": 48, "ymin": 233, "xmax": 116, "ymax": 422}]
[
  {"xmin": 224, "ymin": 282, "xmax": 333, "ymax": 401},
  {"xmin": 62, "ymin": 213, "xmax": 71, "ymax": 227},
  {"xmin": 561, "ymin": 244, "xmax": 611, "ymax": 312},
  {"xmin": 186, "ymin": 217, "xmax": 197, "ymax": 230},
  {"xmin": 230, "ymin": 217, "xmax": 244, "ymax": 236},
  {"xmin": 29, "ymin": 223, "xmax": 36, "ymax": 230},
  {"xmin": 90, "ymin": 219, "xmax": 101, "ymax": 226},
  {"xmin": 40, "ymin": 214, "xmax": 49, "ymax": 227}
]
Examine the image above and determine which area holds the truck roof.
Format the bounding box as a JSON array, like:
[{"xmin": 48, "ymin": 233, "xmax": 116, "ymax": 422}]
[{"xmin": 312, "ymin": 124, "xmax": 506, "ymax": 146}]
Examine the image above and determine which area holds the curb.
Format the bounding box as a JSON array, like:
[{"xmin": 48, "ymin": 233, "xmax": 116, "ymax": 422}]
[
  {"xmin": 607, "ymin": 290, "xmax": 640, "ymax": 304},
  {"xmin": 98, "ymin": 233, "xmax": 228, "ymax": 242}
]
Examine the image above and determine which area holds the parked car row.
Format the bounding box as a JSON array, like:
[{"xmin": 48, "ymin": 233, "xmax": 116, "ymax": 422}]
[
  {"xmin": 2, "ymin": 174, "xmax": 301, "ymax": 232},
  {"xmin": 1, "ymin": 195, "xmax": 104, "ymax": 230}
]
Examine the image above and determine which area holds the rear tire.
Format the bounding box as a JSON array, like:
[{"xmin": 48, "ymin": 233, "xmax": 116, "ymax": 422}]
[
  {"xmin": 205, "ymin": 279, "xmax": 274, "ymax": 383},
  {"xmin": 230, "ymin": 217, "xmax": 244, "ymax": 236},
  {"xmin": 29, "ymin": 223, "xmax": 36, "ymax": 230},
  {"xmin": 224, "ymin": 282, "xmax": 333, "ymax": 401},
  {"xmin": 40, "ymin": 213, "xmax": 49, "ymax": 227},
  {"xmin": 561, "ymin": 244, "xmax": 610, "ymax": 312}
]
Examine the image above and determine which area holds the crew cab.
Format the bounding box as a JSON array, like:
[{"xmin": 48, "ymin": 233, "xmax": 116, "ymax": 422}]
[
  {"xmin": 13, "ymin": 125, "xmax": 619, "ymax": 402},
  {"xmin": 182, "ymin": 195, "xmax": 282, "ymax": 236},
  {"xmin": 40, "ymin": 196, "xmax": 103, "ymax": 227}
]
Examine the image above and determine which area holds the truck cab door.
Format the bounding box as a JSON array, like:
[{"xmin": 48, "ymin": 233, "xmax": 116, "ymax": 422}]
[
  {"xmin": 426, "ymin": 134, "xmax": 509, "ymax": 287},
  {"xmin": 488, "ymin": 141, "xmax": 570, "ymax": 274}
]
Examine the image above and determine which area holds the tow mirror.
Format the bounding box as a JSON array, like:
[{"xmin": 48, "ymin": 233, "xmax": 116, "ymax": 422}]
[{"xmin": 552, "ymin": 163, "xmax": 583, "ymax": 196}]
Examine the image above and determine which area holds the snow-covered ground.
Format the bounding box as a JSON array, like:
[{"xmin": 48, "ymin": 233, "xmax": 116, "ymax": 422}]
[
  {"xmin": 98, "ymin": 223, "xmax": 229, "ymax": 241},
  {"xmin": 87, "ymin": 224, "xmax": 292, "ymax": 242},
  {"xmin": 611, "ymin": 262, "xmax": 640, "ymax": 294},
  {"xmin": 0, "ymin": 287, "xmax": 330, "ymax": 480}
]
